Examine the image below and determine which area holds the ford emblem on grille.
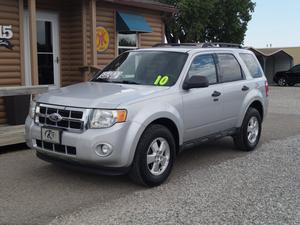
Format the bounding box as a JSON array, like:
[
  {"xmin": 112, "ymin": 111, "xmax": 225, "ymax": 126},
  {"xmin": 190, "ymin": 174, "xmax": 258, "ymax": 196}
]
[{"xmin": 48, "ymin": 113, "xmax": 63, "ymax": 122}]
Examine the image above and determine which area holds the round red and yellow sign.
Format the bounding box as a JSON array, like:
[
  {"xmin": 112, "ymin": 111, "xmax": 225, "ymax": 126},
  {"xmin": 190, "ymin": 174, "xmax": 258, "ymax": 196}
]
[{"xmin": 96, "ymin": 27, "xmax": 109, "ymax": 52}]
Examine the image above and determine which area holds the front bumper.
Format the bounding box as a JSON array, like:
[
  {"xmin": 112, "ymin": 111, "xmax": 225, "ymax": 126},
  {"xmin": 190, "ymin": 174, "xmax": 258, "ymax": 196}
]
[
  {"xmin": 36, "ymin": 151, "xmax": 130, "ymax": 175},
  {"xmin": 25, "ymin": 116, "xmax": 143, "ymax": 168}
]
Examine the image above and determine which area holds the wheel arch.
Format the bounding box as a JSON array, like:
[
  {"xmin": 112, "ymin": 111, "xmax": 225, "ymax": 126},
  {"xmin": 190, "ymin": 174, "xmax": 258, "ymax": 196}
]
[
  {"xmin": 146, "ymin": 117, "xmax": 180, "ymax": 154},
  {"xmin": 248, "ymin": 100, "xmax": 264, "ymax": 121},
  {"xmin": 238, "ymin": 98, "xmax": 265, "ymax": 127}
]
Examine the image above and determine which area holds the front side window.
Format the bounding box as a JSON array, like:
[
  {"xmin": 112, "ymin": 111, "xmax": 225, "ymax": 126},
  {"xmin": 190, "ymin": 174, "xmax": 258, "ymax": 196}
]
[
  {"xmin": 118, "ymin": 33, "xmax": 138, "ymax": 55},
  {"xmin": 240, "ymin": 53, "xmax": 262, "ymax": 78},
  {"xmin": 188, "ymin": 54, "xmax": 217, "ymax": 84},
  {"xmin": 92, "ymin": 51, "xmax": 188, "ymax": 86},
  {"xmin": 217, "ymin": 54, "xmax": 243, "ymax": 82}
]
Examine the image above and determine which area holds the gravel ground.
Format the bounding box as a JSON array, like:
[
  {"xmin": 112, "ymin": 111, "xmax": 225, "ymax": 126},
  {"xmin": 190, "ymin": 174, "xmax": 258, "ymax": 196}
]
[
  {"xmin": 49, "ymin": 134, "xmax": 300, "ymax": 225},
  {"xmin": 1, "ymin": 86, "xmax": 300, "ymax": 225},
  {"xmin": 268, "ymin": 86, "xmax": 300, "ymax": 116}
]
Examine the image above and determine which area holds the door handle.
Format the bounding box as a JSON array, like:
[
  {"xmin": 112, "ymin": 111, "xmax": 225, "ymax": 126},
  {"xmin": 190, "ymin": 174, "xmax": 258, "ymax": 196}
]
[
  {"xmin": 241, "ymin": 85, "xmax": 249, "ymax": 91},
  {"xmin": 212, "ymin": 91, "xmax": 221, "ymax": 97}
]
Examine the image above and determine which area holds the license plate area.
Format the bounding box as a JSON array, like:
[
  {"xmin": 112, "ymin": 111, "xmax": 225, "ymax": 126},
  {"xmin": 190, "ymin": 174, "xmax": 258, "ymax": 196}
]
[{"xmin": 41, "ymin": 127, "xmax": 62, "ymax": 144}]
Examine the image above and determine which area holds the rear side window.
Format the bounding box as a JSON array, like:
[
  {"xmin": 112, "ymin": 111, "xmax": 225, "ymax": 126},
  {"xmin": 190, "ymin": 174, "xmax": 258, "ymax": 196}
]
[
  {"xmin": 240, "ymin": 53, "xmax": 263, "ymax": 78},
  {"xmin": 188, "ymin": 54, "xmax": 217, "ymax": 84},
  {"xmin": 217, "ymin": 54, "xmax": 243, "ymax": 82},
  {"xmin": 291, "ymin": 65, "xmax": 300, "ymax": 73}
]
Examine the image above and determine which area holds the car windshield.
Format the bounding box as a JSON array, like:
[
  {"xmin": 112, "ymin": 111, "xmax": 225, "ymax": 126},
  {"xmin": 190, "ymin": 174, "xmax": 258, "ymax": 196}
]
[{"xmin": 92, "ymin": 51, "xmax": 188, "ymax": 86}]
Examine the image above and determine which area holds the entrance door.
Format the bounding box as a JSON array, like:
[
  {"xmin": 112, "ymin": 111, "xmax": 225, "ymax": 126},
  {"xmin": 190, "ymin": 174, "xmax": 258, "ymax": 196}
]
[{"xmin": 24, "ymin": 11, "xmax": 60, "ymax": 87}]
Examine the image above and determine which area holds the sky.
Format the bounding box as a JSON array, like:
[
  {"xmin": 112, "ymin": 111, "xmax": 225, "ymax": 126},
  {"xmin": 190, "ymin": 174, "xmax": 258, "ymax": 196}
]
[{"xmin": 244, "ymin": 0, "xmax": 300, "ymax": 48}]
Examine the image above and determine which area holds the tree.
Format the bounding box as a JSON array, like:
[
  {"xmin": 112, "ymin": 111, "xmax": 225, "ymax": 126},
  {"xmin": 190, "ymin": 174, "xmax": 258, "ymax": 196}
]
[{"xmin": 160, "ymin": 0, "xmax": 255, "ymax": 44}]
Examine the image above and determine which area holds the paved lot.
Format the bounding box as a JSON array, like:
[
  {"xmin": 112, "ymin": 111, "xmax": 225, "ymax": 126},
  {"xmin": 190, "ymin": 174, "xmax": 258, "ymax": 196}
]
[{"xmin": 1, "ymin": 86, "xmax": 300, "ymax": 225}]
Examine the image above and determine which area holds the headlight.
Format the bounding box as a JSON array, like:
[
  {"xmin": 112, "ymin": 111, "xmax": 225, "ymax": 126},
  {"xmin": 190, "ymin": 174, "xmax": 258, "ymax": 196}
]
[
  {"xmin": 90, "ymin": 109, "xmax": 127, "ymax": 128},
  {"xmin": 29, "ymin": 100, "xmax": 37, "ymax": 119}
]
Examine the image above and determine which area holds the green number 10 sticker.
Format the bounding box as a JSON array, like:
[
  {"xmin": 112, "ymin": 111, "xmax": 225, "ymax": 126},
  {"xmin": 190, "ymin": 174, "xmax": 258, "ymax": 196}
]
[{"xmin": 154, "ymin": 75, "xmax": 169, "ymax": 86}]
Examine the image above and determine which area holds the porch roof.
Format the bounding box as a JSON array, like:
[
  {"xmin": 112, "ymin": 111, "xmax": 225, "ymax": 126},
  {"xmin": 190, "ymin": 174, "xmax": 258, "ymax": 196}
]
[
  {"xmin": 256, "ymin": 48, "xmax": 283, "ymax": 56},
  {"xmin": 249, "ymin": 47, "xmax": 293, "ymax": 59},
  {"xmin": 102, "ymin": 0, "xmax": 176, "ymax": 13}
]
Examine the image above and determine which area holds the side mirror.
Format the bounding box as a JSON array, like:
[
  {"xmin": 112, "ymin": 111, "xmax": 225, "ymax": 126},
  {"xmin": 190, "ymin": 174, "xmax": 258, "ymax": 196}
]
[{"xmin": 183, "ymin": 76, "xmax": 209, "ymax": 90}]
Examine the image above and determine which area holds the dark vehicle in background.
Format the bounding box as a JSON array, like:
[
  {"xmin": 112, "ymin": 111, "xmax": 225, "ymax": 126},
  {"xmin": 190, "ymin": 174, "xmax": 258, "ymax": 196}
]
[{"xmin": 273, "ymin": 64, "xmax": 300, "ymax": 86}]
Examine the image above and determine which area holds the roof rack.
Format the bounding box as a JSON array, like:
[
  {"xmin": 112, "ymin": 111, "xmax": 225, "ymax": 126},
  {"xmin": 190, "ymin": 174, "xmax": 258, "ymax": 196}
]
[{"xmin": 152, "ymin": 42, "xmax": 243, "ymax": 49}]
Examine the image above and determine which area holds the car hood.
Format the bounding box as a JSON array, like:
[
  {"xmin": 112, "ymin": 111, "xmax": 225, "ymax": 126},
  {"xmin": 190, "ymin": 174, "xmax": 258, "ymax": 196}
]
[{"xmin": 37, "ymin": 82, "xmax": 169, "ymax": 108}]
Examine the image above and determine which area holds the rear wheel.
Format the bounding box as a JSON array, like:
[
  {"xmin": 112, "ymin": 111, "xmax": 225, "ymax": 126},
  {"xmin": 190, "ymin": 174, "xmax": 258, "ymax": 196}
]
[
  {"xmin": 233, "ymin": 108, "xmax": 262, "ymax": 151},
  {"xmin": 278, "ymin": 77, "xmax": 287, "ymax": 86},
  {"xmin": 129, "ymin": 124, "xmax": 176, "ymax": 187}
]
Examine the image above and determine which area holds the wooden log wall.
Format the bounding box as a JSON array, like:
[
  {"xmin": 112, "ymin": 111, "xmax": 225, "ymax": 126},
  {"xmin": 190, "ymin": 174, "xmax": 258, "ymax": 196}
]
[
  {"xmin": 140, "ymin": 12, "xmax": 164, "ymax": 48},
  {"xmin": 95, "ymin": 4, "xmax": 116, "ymax": 69},
  {"xmin": 0, "ymin": 0, "xmax": 22, "ymax": 124},
  {"xmin": 95, "ymin": 3, "xmax": 165, "ymax": 69},
  {"xmin": 59, "ymin": 1, "xmax": 84, "ymax": 86}
]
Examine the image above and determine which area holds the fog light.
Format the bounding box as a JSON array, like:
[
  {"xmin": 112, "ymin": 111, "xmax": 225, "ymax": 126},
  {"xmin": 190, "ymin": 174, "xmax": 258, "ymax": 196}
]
[{"xmin": 95, "ymin": 144, "xmax": 112, "ymax": 157}]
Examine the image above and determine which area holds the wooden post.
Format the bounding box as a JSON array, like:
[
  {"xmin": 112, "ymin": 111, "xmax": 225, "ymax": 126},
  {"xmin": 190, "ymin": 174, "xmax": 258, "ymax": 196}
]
[
  {"xmin": 82, "ymin": 0, "xmax": 87, "ymax": 65},
  {"xmin": 19, "ymin": 0, "xmax": 25, "ymax": 85},
  {"xmin": 28, "ymin": 0, "xmax": 38, "ymax": 85},
  {"xmin": 161, "ymin": 14, "xmax": 165, "ymax": 43},
  {"xmin": 114, "ymin": 9, "xmax": 118, "ymax": 57},
  {"xmin": 90, "ymin": 0, "xmax": 97, "ymax": 66},
  {"xmin": 82, "ymin": 0, "xmax": 88, "ymax": 81}
]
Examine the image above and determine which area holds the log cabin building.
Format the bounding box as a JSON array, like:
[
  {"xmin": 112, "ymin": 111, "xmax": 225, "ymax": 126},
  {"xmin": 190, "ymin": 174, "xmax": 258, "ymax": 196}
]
[{"xmin": 0, "ymin": 0, "xmax": 174, "ymax": 124}]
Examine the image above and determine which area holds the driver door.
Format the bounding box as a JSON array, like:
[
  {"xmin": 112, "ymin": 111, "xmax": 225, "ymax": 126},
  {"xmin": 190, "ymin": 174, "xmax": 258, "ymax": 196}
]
[{"xmin": 182, "ymin": 54, "xmax": 223, "ymax": 142}]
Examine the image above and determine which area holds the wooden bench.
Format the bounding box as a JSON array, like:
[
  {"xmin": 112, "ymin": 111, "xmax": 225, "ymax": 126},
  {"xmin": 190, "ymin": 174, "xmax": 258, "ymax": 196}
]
[
  {"xmin": 0, "ymin": 85, "xmax": 49, "ymax": 97},
  {"xmin": 0, "ymin": 125, "xmax": 25, "ymax": 147},
  {"xmin": 0, "ymin": 85, "xmax": 49, "ymax": 147}
]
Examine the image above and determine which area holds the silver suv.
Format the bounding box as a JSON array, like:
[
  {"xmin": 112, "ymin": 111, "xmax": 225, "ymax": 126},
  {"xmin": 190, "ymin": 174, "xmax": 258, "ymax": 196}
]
[{"xmin": 25, "ymin": 43, "xmax": 269, "ymax": 186}]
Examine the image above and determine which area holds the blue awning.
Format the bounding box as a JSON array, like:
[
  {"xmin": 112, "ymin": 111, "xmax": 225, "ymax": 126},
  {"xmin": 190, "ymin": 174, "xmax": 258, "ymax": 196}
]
[{"xmin": 116, "ymin": 12, "xmax": 152, "ymax": 33}]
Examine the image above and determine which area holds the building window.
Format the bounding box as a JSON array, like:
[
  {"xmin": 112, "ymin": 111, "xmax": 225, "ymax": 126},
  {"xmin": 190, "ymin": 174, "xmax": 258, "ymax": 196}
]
[{"xmin": 117, "ymin": 33, "xmax": 138, "ymax": 55}]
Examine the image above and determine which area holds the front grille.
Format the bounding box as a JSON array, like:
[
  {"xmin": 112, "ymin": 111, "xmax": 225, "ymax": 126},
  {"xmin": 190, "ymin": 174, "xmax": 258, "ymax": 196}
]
[
  {"xmin": 35, "ymin": 104, "xmax": 88, "ymax": 132},
  {"xmin": 36, "ymin": 139, "xmax": 77, "ymax": 155}
]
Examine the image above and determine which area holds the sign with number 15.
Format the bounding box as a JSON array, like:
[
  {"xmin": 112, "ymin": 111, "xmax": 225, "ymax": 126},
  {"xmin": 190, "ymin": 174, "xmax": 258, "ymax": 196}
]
[{"xmin": 0, "ymin": 25, "xmax": 14, "ymax": 50}]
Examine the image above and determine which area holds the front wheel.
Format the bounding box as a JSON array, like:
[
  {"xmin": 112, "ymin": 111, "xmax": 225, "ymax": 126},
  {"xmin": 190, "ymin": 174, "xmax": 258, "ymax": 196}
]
[
  {"xmin": 233, "ymin": 108, "xmax": 262, "ymax": 151},
  {"xmin": 129, "ymin": 124, "xmax": 176, "ymax": 187}
]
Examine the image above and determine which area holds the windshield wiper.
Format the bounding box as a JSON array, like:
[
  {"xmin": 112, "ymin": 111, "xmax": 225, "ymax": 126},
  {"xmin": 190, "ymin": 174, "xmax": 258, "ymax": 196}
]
[
  {"xmin": 93, "ymin": 78, "xmax": 111, "ymax": 83},
  {"xmin": 111, "ymin": 80, "xmax": 141, "ymax": 85}
]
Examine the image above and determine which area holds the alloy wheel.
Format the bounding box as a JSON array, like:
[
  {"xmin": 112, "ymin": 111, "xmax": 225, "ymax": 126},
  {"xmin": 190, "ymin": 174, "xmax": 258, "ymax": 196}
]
[
  {"xmin": 278, "ymin": 78, "xmax": 287, "ymax": 86},
  {"xmin": 247, "ymin": 116, "xmax": 259, "ymax": 144},
  {"xmin": 146, "ymin": 137, "xmax": 170, "ymax": 176}
]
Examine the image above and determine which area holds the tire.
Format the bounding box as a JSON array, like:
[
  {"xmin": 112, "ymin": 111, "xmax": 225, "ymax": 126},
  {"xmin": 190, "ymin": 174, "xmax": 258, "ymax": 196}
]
[
  {"xmin": 233, "ymin": 108, "xmax": 262, "ymax": 151},
  {"xmin": 129, "ymin": 124, "xmax": 176, "ymax": 187},
  {"xmin": 277, "ymin": 77, "xmax": 287, "ymax": 86}
]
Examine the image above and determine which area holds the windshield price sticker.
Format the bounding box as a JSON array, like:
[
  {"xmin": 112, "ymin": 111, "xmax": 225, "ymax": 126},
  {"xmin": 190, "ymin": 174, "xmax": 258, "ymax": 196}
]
[
  {"xmin": 154, "ymin": 75, "xmax": 169, "ymax": 86},
  {"xmin": 98, "ymin": 71, "xmax": 123, "ymax": 79}
]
